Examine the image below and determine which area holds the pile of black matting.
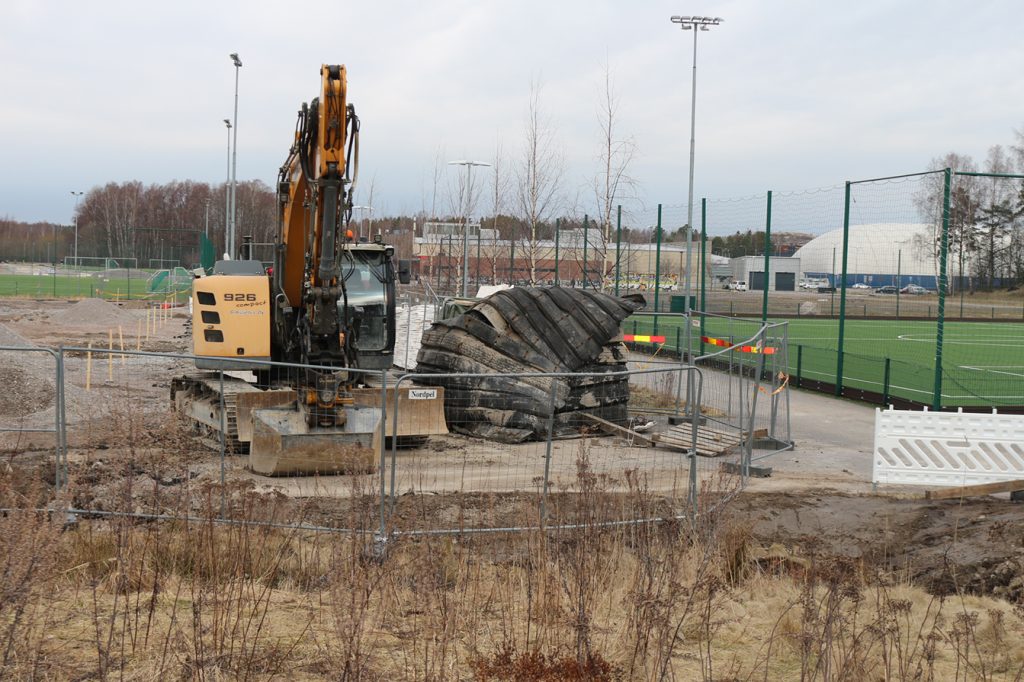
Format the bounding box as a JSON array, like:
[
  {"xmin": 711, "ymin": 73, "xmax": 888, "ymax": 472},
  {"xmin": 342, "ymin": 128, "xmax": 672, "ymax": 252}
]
[{"xmin": 414, "ymin": 286, "xmax": 642, "ymax": 443}]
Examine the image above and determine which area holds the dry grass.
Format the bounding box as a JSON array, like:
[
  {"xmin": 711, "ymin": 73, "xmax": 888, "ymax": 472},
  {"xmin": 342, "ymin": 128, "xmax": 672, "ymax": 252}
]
[{"xmin": 2, "ymin": 407, "xmax": 1024, "ymax": 679}]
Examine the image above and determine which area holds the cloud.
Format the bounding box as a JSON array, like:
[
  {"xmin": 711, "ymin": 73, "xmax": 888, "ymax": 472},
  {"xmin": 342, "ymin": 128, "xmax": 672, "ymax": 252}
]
[{"xmin": 1, "ymin": 0, "xmax": 1022, "ymax": 224}]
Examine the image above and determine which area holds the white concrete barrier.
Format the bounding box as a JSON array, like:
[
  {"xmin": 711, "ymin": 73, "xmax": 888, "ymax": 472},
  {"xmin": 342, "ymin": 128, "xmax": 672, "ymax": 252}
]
[{"xmin": 873, "ymin": 407, "xmax": 1024, "ymax": 487}]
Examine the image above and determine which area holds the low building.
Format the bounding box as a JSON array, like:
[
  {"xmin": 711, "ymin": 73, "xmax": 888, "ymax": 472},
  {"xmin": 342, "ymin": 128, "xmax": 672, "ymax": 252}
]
[{"xmin": 730, "ymin": 256, "xmax": 801, "ymax": 291}]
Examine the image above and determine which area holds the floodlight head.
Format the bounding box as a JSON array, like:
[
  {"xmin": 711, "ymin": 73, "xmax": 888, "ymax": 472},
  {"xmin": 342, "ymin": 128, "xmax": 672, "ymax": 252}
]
[
  {"xmin": 223, "ymin": 118, "xmax": 231, "ymax": 128},
  {"xmin": 230, "ymin": 52, "xmax": 242, "ymax": 67}
]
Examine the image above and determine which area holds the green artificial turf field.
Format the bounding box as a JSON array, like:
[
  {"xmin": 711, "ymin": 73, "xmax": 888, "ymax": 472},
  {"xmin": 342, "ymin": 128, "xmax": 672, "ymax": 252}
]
[
  {"xmin": 628, "ymin": 314, "xmax": 1024, "ymax": 408},
  {"xmin": 0, "ymin": 273, "xmax": 184, "ymax": 301}
]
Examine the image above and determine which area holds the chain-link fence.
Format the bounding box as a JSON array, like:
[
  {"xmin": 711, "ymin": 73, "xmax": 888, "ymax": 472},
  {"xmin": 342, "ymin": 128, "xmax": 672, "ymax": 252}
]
[
  {"xmin": 618, "ymin": 312, "xmax": 793, "ymax": 468},
  {"xmin": 1, "ymin": 331, "xmax": 793, "ymax": 535},
  {"xmin": 601, "ymin": 170, "xmax": 1024, "ymax": 410}
]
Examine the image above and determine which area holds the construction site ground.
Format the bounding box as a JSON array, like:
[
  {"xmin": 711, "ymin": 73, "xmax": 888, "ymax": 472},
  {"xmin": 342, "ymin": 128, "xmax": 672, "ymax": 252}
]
[{"xmin": 1, "ymin": 297, "xmax": 1022, "ymax": 602}]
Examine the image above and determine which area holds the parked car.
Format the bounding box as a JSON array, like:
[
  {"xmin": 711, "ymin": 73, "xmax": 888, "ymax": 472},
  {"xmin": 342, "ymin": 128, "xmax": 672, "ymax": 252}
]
[
  {"xmin": 850, "ymin": 283, "xmax": 871, "ymax": 289},
  {"xmin": 900, "ymin": 284, "xmax": 927, "ymax": 295},
  {"xmin": 731, "ymin": 280, "xmax": 748, "ymax": 292},
  {"xmin": 875, "ymin": 285, "xmax": 898, "ymax": 294}
]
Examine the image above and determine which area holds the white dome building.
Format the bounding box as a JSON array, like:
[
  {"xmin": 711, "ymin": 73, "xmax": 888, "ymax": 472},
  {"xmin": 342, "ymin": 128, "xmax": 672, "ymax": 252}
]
[{"xmin": 793, "ymin": 223, "xmax": 946, "ymax": 288}]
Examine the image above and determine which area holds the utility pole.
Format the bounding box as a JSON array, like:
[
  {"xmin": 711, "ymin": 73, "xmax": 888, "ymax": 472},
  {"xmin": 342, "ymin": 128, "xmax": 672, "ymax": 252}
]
[
  {"xmin": 223, "ymin": 118, "xmax": 231, "ymax": 257},
  {"xmin": 448, "ymin": 160, "xmax": 491, "ymax": 297},
  {"xmin": 670, "ymin": 14, "xmax": 723, "ymax": 314},
  {"xmin": 70, "ymin": 190, "xmax": 84, "ymax": 270},
  {"xmin": 229, "ymin": 52, "xmax": 242, "ymax": 258}
]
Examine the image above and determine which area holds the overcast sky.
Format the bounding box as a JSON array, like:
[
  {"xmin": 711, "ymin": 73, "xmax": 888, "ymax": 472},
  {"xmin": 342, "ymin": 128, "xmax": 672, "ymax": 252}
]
[{"xmin": 2, "ymin": 0, "xmax": 1023, "ymax": 225}]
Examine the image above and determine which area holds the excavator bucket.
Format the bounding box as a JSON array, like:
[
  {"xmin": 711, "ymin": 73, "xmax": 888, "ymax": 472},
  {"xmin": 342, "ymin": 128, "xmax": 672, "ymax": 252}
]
[
  {"xmin": 248, "ymin": 406, "xmax": 382, "ymax": 476},
  {"xmin": 351, "ymin": 385, "xmax": 448, "ymax": 447}
]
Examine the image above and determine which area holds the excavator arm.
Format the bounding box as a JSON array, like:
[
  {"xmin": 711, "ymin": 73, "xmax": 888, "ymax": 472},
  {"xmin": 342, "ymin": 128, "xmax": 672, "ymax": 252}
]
[{"xmin": 274, "ymin": 64, "xmax": 360, "ymax": 367}]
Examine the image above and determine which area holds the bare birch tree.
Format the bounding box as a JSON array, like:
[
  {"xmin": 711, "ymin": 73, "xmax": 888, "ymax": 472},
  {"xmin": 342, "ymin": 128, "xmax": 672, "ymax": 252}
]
[
  {"xmin": 593, "ymin": 59, "xmax": 637, "ymax": 291},
  {"xmin": 515, "ymin": 79, "xmax": 562, "ymax": 284},
  {"xmin": 488, "ymin": 137, "xmax": 510, "ymax": 284}
]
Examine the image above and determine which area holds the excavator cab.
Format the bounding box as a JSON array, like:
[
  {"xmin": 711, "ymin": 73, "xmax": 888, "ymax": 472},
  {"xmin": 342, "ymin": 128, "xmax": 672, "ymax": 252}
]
[{"xmin": 339, "ymin": 244, "xmax": 396, "ymax": 371}]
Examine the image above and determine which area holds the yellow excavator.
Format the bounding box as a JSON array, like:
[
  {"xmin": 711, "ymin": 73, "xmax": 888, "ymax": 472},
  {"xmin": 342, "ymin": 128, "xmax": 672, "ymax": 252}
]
[{"xmin": 172, "ymin": 64, "xmax": 446, "ymax": 475}]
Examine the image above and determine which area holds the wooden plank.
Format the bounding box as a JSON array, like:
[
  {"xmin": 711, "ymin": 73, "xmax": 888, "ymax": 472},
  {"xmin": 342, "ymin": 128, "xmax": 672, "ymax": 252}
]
[
  {"xmin": 655, "ymin": 432, "xmax": 740, "ymax": 449},
  {"xmin": 656, "ymin": 426, "xmax": 744, "ymax": 447},
  {"xmin": 653, "ymin": 431, "xmax": 736, "ymax": 456},
  {"xmin": 580, "ymin": 413, "xmax": 656, "ymax": 445},
  {"xmin": 657, "ymin": 440, "xmax": 726, "ymax": 457},
  {"xmin": 661, "ymin": 425, "xmax": 767, "ymax": 446},
  {"xmin": 925, "ymin": 479, "xmax": 1024, "ymax": 500}
]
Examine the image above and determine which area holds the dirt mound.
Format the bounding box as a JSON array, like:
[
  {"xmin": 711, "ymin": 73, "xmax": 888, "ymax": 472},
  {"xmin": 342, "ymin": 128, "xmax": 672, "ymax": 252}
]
[
  {"xmin": 49, "ymin": 298, "xmax": 138, "ymax": 327},
  {"xmin": 0, "ymin": 322, "xmax": 36, "ymax": 347},
  {"xmin": 0, "ymin": 366, "xmax": 54, "ymax": 418},
  {"xmin": 0, "ymin": 324, "xmax": 56, "ymax": 420}
]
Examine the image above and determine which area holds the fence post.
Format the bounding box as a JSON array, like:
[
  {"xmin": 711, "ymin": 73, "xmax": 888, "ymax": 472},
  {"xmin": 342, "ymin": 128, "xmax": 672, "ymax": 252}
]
[
  {"xmin": 685, "ymin": 315, "xmax": 694, "ymax": 412},
  {"xmin": 539, "ymin": 379, "xmax": 558, "ymax": 524},
  {"xmin": 769, "ymin": 329, "xmax": 781, "ymax": 439},
  {"xmin": 762, "ymin": 190, "xmax": 772, "ymax": 323},
  {"xmin": 744, "ymin": 333, "xmax": 769, "ymax": 478},
  {"xmin": 736, "ymin": 340, "xmax": 743, "ymax": 435},
  {"xmin": 688, "ymin": 368, "xmax": 701, "ymax": 514},
  {"xmin": 835, "ymin": 181, "xmax": 851, "ymax": 396},
  {"xmin": 654, "ymin": 205, "xmax": 663, "ymax": 332},
  {"xmin": 509, "ymin": 240, "xmax": 515, "ymax": 286},
  {"xmin": 554, "ymin": 217, "xmax": 561, "ymax": 287},
  {"xmin": 55, "ymin": 346, "xmax": 66, "ymax": 492},
  {"xmin": 582, "ymin": 214, "xmax": 589, "ymax": 289},
  {"xmin": 378, "ymin": 369, "xmax": 389, "ymax": 539},
  {"xmin": 614, "ymin": 206, "xmax": 621, "ymax": 296},
  {"xmin": 699, "ymin": 198, "xmax": 707, "ymax": 356},
  {"xmin": 932, "ymin": 168, "xmax": 951, "ymax": 411},
  {"xmin": 218, "ymin": 369, "xmax": 226, "ymax": 518},
  {"xmin": 796, "ymin": 344, "xmax": 803, "ymax": 388},
  {"xmin": 883, "ymin": 357, "xmax": 891, "ymax": 406},
  {"xmin": 783, "ymin": 328, "xmax": 792, "ymax": 443}
]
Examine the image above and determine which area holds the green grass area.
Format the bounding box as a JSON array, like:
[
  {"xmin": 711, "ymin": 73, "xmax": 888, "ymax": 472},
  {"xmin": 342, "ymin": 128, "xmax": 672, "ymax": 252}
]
[
  {"xmin": 0, "ymin": 273, "xmax": 185, "ymax": 301},
  {"xmin": 627, "ymin": 314, "xmax": 1024, "ymax": 408}
]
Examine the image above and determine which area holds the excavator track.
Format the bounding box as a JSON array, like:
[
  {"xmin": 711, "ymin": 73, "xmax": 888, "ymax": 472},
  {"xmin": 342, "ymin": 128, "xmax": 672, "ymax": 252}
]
[{"xmin": 171, "ymin": 372, "xmax": 268, "ymax": 453}]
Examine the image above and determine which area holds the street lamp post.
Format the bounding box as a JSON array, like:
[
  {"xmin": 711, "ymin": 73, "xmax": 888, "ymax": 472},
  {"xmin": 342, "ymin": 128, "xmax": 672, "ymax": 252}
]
[
  {"xmin": 448, "ymin": 160, "xmax": 491, "ymax": 297},
  {"xmin": 670, "ymin": 15, "xmax": 722, "ymax": 313},
  {"xmin": 223, "ymin": 118, "xmax": 231, "ymax": 257},
  {"xmin": 70, "ymin": 190, "xmax": 84, "ymax": 270},
  {"xmin": 229, "ymin": 52, "xmax": 242, "ymax": 259}
]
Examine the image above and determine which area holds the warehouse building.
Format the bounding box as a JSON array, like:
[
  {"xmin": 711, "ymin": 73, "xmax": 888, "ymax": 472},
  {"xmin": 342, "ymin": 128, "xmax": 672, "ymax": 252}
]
[{"xmin": 730, "ymin": 256, "xmax": 802, "ymax": 291}]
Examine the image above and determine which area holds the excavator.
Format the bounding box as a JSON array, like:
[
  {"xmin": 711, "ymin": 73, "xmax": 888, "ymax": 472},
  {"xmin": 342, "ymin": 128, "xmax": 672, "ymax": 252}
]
[{"xmin": 171, "ymin": 64, "xmax": 446, "ymax": 475}]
